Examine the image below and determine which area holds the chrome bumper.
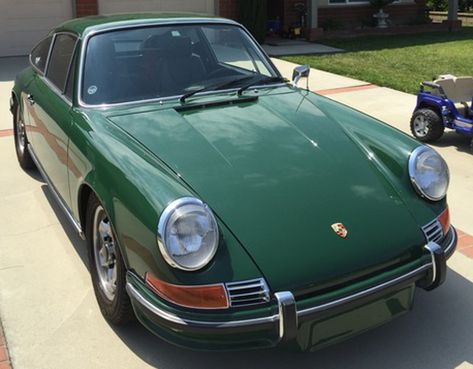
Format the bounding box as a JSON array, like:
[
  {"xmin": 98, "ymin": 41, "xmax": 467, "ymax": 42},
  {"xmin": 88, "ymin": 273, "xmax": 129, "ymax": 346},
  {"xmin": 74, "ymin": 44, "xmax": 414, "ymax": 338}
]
[{"xmin": 126, "ymin": 226, "xmax": 456, "ymax": 344}]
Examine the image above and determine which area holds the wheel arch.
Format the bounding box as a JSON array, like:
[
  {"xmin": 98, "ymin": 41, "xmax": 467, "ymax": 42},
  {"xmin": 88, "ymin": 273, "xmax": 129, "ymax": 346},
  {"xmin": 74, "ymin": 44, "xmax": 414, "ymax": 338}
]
[
  {"xmin": 76, "ymin": 179, "xmax": 131, "ymax": 268},
  {"xmin": 10, "ymin": 90, "xmax": 19, "ymax": 114},
  {"xmin": 417, "ymin": 102, "xmax": 442, "ymax": 116}
]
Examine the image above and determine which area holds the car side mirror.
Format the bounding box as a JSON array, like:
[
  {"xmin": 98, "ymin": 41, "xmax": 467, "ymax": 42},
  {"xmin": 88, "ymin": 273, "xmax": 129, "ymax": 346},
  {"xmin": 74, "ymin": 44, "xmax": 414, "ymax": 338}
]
[{"xmin": 292, "ymin": 65, "xmax": 310, "ymax": 89}]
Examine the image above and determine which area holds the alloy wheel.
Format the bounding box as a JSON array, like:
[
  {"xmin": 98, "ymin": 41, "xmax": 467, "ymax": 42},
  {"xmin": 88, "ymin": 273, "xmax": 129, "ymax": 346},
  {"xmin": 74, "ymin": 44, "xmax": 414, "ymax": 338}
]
[{"xmin": 93, "ymin": 206, "xmax": 118, "ymax": 301}]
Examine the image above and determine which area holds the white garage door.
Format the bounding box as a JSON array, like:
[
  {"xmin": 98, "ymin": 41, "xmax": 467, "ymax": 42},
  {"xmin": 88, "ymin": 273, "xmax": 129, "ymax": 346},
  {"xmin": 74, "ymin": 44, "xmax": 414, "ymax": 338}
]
[
  {"xmin": 99, "ymin": 0, "xmax": 215, "ymax": 16},
  {"xmin": 0, "ymin": 0, "xmax": 72, "ymax": 57}
]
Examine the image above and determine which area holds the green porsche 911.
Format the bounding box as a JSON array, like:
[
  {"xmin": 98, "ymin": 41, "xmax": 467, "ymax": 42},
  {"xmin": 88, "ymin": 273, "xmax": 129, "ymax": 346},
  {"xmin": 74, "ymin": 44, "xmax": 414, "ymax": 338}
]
[{"xmin": 10, "ymin": 13, "xmax": 455, "ymax": 351}]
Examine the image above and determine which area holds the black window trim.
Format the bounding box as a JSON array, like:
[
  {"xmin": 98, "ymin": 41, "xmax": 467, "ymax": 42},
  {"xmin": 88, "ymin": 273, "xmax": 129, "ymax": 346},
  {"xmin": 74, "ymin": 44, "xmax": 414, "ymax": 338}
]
[{"xmin": 39, "ymin": 31, "xmax": 80, "ymax": 105}]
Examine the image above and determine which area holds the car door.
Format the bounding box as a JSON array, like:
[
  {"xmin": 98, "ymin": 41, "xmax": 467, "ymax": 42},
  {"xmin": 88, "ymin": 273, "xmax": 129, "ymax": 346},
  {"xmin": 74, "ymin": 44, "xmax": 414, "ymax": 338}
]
[
  {"xmin": 23, "ymin": 35, "xmax": 53, "ymax": 145},
  {"xmin": 27, "ymin": 33, "xmax": 78, "ymax": 209}
]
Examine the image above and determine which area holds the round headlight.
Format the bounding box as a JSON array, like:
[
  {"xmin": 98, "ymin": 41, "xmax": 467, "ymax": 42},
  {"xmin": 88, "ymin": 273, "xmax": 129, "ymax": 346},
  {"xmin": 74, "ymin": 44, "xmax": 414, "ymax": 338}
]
[
  {"xmin": 408, "ymin": 146, "xmax": 449, "ymax": 201},
  {"xmin": 157, "ymin": 197, "xmax": 219, "ymax": 271}
]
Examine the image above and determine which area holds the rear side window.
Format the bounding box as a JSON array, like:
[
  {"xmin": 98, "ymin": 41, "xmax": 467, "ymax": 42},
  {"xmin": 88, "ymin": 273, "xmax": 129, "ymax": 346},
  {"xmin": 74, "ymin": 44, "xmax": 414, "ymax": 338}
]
[
  {"xmin": 46, "ymin": 34, "xmax": 77, "ymax": 91},
  {"xmin": 30, "ymin": 36, "xmax": 53, "ymax": 73}
]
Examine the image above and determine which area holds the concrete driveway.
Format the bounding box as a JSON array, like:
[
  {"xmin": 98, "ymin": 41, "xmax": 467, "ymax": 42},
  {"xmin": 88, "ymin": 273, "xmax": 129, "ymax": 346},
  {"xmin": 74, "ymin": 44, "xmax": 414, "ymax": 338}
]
[{"xmin": 1, "ymin": 57, "xmax": 473, "ymax": 369}]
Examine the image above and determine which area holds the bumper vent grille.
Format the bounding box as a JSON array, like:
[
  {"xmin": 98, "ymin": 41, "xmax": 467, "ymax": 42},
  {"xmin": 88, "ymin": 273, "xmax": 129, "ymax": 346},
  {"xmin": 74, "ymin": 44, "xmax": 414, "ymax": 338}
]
[
  {"xmin": 422, "ymin": 218, "xmax": 443, "ymax": 243},
  {"xmin": 225, "ymin": 278, "xmax": 270, "ymax": 307}
]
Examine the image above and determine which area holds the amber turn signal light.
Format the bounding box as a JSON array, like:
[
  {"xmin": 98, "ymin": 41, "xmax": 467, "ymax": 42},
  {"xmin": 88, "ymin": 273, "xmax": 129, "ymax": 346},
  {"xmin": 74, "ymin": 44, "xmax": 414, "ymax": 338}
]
[
  {"xmin": 145, "ymin": 273, "xmax": 229, "ymax": 309},
  {"xmin": 438, "ymin": 207, "xmax": 450, "ymax": 235}
]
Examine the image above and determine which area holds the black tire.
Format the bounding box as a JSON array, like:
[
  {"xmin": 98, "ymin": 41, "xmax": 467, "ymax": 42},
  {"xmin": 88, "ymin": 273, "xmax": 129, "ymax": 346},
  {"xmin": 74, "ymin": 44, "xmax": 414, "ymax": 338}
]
[
  {"xmin": 410, "ymin": 108, "xmax": 445, "ymax": 143},
  {"xmin": 13, "ymin": 104, "xmax": 35, "ymax": 170},
  {"xmin": 86, "ymin": 194, "xmax": 134, "ymax": 325}
]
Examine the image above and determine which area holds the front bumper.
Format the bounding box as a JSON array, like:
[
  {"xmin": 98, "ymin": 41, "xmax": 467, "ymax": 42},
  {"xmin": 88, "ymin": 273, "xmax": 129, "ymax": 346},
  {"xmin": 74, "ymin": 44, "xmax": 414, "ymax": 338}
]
[{"xmin": 126, "ymin": 226, "xmax": 457, "ymax": 351}]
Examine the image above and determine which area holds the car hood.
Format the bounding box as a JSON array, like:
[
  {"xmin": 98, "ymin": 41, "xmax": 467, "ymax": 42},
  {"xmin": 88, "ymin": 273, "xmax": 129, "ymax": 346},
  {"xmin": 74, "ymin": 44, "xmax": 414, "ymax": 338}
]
[{"xmin": 107, "ymin": 90, "xmax": 424, "ymax": 292}]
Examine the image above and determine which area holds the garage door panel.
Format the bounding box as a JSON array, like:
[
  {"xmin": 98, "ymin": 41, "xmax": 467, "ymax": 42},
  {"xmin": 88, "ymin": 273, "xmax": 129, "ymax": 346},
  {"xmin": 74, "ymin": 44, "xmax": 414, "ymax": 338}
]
[
  {"xmin": 0, "ymin": 0, "xmax": 71, "ymax": 57},
  {"xmin": 99, "ymin": 0, "xmax": 215, "ymax": 15},
  {"xmin": 3, "ymin": 0, "xmax": 70, "ymax": 17},
  {"xmin": 1, "ymin": 17, "xmax": 68, "ymax": 33}
]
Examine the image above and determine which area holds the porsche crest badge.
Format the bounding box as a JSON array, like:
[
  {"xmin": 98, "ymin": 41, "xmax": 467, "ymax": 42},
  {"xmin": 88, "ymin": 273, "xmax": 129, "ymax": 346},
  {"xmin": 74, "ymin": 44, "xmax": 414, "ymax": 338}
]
[{"xmin": 331, "ymin": 223, "xmax": 348, "ymax": 238}]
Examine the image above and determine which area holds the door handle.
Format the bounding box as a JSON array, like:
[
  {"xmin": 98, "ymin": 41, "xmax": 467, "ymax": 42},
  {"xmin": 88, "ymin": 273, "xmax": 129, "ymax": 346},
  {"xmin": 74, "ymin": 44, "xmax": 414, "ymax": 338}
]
[{"xmin": 27, "ymin": 94, "xmax": 35, "ymax": 106}]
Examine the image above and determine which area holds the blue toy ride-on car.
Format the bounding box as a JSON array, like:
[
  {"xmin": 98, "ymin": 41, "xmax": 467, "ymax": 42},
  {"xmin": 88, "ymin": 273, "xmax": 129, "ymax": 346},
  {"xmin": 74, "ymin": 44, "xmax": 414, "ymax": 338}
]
[{"xmin": 411, "ymin": 74, "xmax": 473, "ymax": 151}]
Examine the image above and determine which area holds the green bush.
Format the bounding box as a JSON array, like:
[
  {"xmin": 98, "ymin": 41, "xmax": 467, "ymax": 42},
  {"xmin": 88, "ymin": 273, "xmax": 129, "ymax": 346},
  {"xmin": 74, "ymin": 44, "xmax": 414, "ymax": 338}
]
[
  {"xmin": 237, "ymin": 0, "xmax": 267, "ymax": 43},
  {"xmin": 426, "ymin": 0, "xmax": 472, "ymax": 12},
  {"xmin": 407, "ymin": 13, "xmax": 433, "ymax": 25},
  {"xmin": 426, "ymin": 0, "xmax": 448, "ymax": 11},
  {"xmin": 369, "ymin": 0, "xmax": 395, "ymax": 10},
  {"xmin": 320, "ymin": 18, "xmax": 345, "ymax": 31}
]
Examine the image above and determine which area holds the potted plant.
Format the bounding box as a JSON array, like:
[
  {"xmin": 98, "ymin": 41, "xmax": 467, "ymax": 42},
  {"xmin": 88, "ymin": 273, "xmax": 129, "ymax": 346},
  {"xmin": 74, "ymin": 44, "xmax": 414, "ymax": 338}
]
[{"xmin": 370, "ymin": 0, "xmax": 395, "ymax": 28}]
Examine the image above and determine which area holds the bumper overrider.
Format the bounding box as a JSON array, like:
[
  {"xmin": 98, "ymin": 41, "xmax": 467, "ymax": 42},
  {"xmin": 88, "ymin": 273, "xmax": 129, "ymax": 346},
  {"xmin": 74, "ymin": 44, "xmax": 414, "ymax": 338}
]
[{"xmin": 126, "ymin": 226, "xmax": 457, "ymax": 351}]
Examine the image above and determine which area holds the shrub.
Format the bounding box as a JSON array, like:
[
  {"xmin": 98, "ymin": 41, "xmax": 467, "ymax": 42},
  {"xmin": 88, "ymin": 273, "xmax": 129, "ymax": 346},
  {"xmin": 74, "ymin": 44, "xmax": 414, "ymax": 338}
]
[
  {"xmin": 369, "ymin": 0, "xmax": 395, "ymax": 10},
  {"xmin": 237, "ymin": 0, "xmax": 268, "ymax": 43},
  {"xmin": 426, "ymin": 0, "xmax": 448, "ymax": 10},
  {"xmin": 320, "ymin": 18, "xmax": 344, "ymax": 31}
]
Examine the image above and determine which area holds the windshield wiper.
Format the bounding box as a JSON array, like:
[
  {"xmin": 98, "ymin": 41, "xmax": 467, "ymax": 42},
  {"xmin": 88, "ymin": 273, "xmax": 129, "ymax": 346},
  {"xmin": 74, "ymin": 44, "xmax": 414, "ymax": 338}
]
[
  {"xmin": 180, "ymin": 74, "xmax": 258, "ymax": 104},
  {"xmin": 237, "ymin": 76, "xmax": 287, "ymax": 96}
]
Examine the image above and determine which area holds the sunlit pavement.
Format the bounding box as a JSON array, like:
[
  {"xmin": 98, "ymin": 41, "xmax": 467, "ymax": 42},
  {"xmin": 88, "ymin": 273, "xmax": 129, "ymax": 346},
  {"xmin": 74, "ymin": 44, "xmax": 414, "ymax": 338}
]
[{"xmin": 1, "ymin": 57, "xmax": 473, "ymax": 369}]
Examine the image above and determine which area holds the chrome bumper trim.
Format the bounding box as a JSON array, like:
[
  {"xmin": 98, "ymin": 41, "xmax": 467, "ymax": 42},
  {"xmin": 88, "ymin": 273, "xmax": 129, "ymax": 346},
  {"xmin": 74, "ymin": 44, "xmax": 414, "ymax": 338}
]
[
  {"xmin": 127, "ymin": 263, "xmax": 431, "ymax": 332},
  {"xmin": 126, "ymin": 283, "xmax": 279, "ymax": 328},
  {"xmin": 297, "ymin": 263, "xmax": 432, "ymax": 318},
  {"xmin": 444, "ymin": 225, "xmax": 457, "ymax": 256},
  {"xmin": 275, "ymin": 291, "xmax": 297, "ymax": 342},
  {"xmin": 126, "ymin": 226, "xmax": 457, "ymax": 340}
]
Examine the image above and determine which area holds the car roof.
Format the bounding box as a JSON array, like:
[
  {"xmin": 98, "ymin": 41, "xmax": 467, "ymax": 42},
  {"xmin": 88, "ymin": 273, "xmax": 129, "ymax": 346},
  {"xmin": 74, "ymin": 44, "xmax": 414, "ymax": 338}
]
[{"xmin": 54, "ymin": 12, "xmax": 239, "ymax": 37}]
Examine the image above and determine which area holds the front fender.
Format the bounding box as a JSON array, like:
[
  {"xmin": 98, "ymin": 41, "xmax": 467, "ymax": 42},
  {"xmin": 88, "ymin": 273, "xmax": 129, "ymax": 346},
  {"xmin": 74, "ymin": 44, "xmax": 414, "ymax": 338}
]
[{"xmin": 68, "ymin": 109, "xmax": 263, "ymax": 286}]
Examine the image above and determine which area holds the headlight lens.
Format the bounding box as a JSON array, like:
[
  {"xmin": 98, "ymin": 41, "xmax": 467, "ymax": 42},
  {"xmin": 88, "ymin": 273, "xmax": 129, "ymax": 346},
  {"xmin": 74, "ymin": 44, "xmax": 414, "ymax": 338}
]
[
  {"xmin": 157, "ymin": 197, "xmax": 219, "ymax": 271},
  {"xmin": 408, "ymin": 146, "xmax": 449, "ymax": 201}
]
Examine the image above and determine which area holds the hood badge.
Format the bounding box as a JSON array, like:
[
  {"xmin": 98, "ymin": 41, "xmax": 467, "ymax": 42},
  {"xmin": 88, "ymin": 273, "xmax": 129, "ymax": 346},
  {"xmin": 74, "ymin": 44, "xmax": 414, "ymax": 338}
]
[{"xmin": 331, "ymin": 223, "xmax": 348, "ymax": 239}]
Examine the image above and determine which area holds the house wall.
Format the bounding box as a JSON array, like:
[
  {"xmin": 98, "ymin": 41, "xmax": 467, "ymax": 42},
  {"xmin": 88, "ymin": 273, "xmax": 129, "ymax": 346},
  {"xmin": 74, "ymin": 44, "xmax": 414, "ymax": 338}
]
[
  {"xmin": 318, "ymin": 0, "xmax": 426, "ymax": 29},
  {"xmin": 75, "ymin": 0, "xmax": 427, "ymax": 31},
  {"xmin": 215, "ymin": 0, "xmax": 426, "ymax": 31},
  {"xmin": 77, "ymin": 0, "xmax": 99, "ymax": 17},
  {"xmin": 219, "ymin": 0, "xmax": 237, "ymax": 19}
]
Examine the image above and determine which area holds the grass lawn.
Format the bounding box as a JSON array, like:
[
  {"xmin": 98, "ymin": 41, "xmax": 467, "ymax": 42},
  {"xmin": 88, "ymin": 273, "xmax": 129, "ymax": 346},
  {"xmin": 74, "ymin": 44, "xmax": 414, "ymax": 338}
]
[{"xmin": 282, "ymin": 28, "xmax": 473, "ymax": 94}]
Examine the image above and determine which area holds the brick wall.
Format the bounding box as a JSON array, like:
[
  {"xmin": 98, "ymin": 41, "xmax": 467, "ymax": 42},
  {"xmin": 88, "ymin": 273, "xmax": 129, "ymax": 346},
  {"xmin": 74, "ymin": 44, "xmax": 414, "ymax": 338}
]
[
  {"xmin": 76, "ymin": 0, "xmax": 98, "ymax": 17},
  {"xmin": 283, "ymin": 0, "xmax": 308, "ymax": 28},
  {"xmin": 75, "ymin": 0, "xmax": 425, "ymax": 30},
  {"xmin": 319, "ymin": 1, "xmax": 426, "ymax": 29},
  {"xmin": 219, "ymin": 0, "xmax": 309, "ymax": 28},
  {"xmin": 219, "ymin": 0, "xmax": 238, "ymax": 19}
]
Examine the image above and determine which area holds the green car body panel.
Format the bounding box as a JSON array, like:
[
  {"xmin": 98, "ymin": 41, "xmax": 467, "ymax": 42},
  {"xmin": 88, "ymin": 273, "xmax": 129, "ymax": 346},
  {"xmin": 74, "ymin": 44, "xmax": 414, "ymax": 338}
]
[{"xmin": 11, "ymin": 13, "xmax": 455, "ymax": 352}]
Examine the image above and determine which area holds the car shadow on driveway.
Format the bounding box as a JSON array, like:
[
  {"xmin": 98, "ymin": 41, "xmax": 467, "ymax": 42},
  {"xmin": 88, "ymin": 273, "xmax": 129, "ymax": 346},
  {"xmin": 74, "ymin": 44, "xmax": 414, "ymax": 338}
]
[
  {"xmin": 108, "ymin": 268, "xmax": 473, "ymax": 369},
  {"xmin": 40, "ymin": 184, "xmax": 89, "ymax": 269},
  {"xmin": 431, "ymin": 131, "xmax": 472, "ymax": 155}
]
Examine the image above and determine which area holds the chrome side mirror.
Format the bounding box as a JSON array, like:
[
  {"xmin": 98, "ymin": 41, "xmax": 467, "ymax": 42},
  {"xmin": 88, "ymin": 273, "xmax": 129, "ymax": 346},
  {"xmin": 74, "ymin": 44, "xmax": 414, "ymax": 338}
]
[{"xmin": 292, "ymin": 65, "xmax": 310, "ymax": 89}]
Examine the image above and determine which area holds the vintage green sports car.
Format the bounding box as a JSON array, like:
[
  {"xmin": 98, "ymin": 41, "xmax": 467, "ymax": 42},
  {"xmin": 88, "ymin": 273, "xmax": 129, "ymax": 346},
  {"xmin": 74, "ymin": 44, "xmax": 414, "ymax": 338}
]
[{"xmin": 11, "ymin": 13, "xmax": 456, "ymax": 351}]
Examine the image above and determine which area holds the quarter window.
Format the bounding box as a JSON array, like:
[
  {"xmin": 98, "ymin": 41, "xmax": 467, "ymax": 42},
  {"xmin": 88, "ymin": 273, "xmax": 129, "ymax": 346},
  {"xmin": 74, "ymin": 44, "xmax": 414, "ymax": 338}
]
[
  {"xmin": 30, "ymin": 36, "xmax": 53, "ymax": 73},
  {"xmin": 46, "ymin": 34, "xmax": 77, "ymax": 91}
]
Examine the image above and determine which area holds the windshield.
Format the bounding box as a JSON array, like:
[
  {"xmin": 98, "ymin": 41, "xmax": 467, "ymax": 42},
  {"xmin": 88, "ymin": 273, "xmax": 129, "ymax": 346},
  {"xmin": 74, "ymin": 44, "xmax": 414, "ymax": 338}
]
[{"xmin": 81, "ymin": 24, "xmax": 279, "ymax": 105}]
